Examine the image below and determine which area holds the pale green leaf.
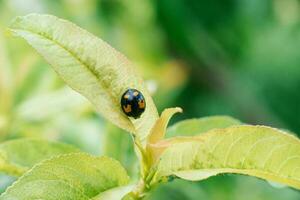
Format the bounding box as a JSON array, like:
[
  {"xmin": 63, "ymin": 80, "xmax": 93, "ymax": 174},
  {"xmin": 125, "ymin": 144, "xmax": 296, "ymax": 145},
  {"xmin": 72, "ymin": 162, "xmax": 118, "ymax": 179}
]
[
  {"xmin": 146, "ymin": 107, "xmax": 182, "ymax": 165},
  {"xmin": 0, "ymin": 138, "xmax": 80, "ymax": 176},
  {"xmin": 16, "ymin": 87, "xmax": 88, "ymax": 121},
  {"xmin": 146, "ymin": 136, "xmax": 204, "ymax": 167},
  {"xmin": 0, "ymin": 31, "xmax": 12, "ymax": 99},
  {"xmin": 147, "ymin": 107, "xmax": 182, "ymax": 144},
  {"xmin": 92, "ymin": 185, "xmax": 134, "ymax": 200},
  {"xmin": 1, "ymin": 153, "xmax": 130, "ymax": 200},
  {"xmin": 152, "ymin": 125, "xmax": 300, "ymax": 190},
  {"xmin": 147, "ymin": 116, "xmax": 241, "ymax": 165},
  {"xmin": 166, "ymin": 116, "xmax": 241, "ymax": 137},
  {"xmin": 0, "ymin": 31, "xmax": 13, "ymax": 134},
  {"xmin": 9, "ymin": 14, "xmax": 158, "ymax": 142}
]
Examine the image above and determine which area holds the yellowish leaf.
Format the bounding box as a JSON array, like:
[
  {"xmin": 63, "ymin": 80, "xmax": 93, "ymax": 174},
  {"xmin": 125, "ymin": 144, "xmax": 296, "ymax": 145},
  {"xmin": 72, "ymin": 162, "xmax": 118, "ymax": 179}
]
[{"xmin": 9, "ymin": 14, "xmax": 158, "ymax": 142}]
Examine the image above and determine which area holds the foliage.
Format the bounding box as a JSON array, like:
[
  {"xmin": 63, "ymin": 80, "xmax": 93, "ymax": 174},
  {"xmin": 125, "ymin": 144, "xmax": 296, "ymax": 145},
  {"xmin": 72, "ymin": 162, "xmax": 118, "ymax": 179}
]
[
  {"xmin": 0, "ymin": 138, "xmax": 79, "ymax": 176},
  {"xmin": 9, "ymin": 13, "xmax": 158, "ymax": 144},
  {"xmin": 1, "ymin": 153, "xmax": 129, "ymax": 200},
  {"xmin": 152, "ymin": 125, "xmax": 300, "ymax": 189},
  {"xmin": 0, "ymin": 13, "xmax": 298, "ymax": 200}
]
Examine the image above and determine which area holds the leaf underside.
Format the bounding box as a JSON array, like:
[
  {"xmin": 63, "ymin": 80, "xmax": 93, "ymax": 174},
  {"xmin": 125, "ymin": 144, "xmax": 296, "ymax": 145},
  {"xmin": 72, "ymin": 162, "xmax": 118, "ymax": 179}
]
[
  {"xmin": 153, "ymin": 125, "xmax": 300, "ymax": 190},
  {"xmin": 148, "ymin": 107, "xmax": 182, "ymax": 144},
  {"xmin": 92, "ymin": 185, "xmax": 134, "ymax": 200},
  {"xmin": 0, "ymin": 153, "xmax": 130, "ymax": 200},
  {"xmin": 0, "ymin": 138, "xmax": 79, "ymax": 176},
  {"xmin": 9, "ymin": 14, "xmax": 158, "ymax": 142}
]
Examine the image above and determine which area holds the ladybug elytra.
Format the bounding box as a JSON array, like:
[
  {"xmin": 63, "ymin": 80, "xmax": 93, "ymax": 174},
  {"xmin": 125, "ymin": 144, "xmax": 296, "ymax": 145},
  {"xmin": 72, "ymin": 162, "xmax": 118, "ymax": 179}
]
[{"xmin": 121, "ymin": 88, "xmax": 146, "ymax": 119}]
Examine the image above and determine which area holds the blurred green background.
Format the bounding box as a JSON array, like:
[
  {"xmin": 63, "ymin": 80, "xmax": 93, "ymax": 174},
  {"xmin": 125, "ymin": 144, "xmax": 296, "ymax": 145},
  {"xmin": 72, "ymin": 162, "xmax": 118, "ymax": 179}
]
[{"xmin": 0, "ymin": 0, "xmax": 300, "ymax": 199}]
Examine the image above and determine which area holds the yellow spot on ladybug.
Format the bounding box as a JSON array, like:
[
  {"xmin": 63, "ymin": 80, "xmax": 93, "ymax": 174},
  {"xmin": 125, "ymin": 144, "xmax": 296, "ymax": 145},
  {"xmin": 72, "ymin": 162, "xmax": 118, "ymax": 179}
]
[
  {"xmin": 138, "ymin": 100, "xmax": 145, "ymax": 108},
  {"xmin": 133, "ymin": 91, "xmax": 139, "ymax": 96},
  {"xmin": 124, "ymin": 94, "xmax": 130, "ymax": 99},
  {"xmin": 123, "ymin": 104, "xmax": 132, "ymax": 113}
]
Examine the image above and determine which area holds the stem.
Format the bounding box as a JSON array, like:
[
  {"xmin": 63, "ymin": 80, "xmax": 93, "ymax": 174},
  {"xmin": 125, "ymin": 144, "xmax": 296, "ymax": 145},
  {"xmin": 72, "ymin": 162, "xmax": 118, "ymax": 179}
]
[
  {"xmin": 130, "ymin": 136, "xmax": 153, "ymax": 199},
  {"xmin": 132, "ymin": 136, "xmax": 150, "ymax": 179},
  {"xmin": 126, "ymin": 180, "xmax": 147, "ymax": 200}
]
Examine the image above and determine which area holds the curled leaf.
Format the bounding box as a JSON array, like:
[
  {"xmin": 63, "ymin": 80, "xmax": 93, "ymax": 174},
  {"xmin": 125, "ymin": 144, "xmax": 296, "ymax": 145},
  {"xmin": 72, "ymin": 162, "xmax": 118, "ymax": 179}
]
[
  {"xmin": 146, "ymin": 107, "xmax": 182, "ymax": 164},
  {"xmin": 147, "ymin": 107, "xmax": 182, "ymax": 144}
]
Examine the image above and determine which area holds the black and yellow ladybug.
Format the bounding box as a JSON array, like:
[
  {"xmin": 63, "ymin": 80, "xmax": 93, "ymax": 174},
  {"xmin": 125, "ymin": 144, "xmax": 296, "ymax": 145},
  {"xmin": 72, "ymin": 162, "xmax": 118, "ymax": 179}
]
[{"xmin": 121, "ymin": 88, "xmax": 146, "ymax": 119}]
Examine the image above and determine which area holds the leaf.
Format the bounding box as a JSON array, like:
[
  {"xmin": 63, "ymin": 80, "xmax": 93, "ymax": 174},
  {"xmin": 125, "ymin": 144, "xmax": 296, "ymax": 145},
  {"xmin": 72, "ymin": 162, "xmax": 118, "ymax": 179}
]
[
  {"xmin": 0, "ymin": 153, "xmax": 130, "ymax": 200},
  {"xmin": 147, "ymin": 136, "xmax": 204, "ymax": 167},
  {"xmin": 0, "ymin": 31, "xmax": 12, "ymax": 102},
  {"xmin": 16, "ymin": 87, "xmax": 88, "ymax": 122},
  {"xmin": 148, "ymin": 115, "xmax": 241, "ymax": 168},
  {"xmin": 166, "ymin": 116, "xmax": 241, "ymax": 137},
  {"xmin": 0, "ymin": 138, "xmax": 80, "ymax": 176},
  {"xmin": 152, "ymin": 125, "xmax": 300, "ymax": 190},
  {"xmin": 0, "ymin": 31, "xmax": 13, "ymax": 138},
  {"xmin": 146, "ymin": 107, "xmax": 182, "ymax": 165},
  {"xmin": 147, "ymin": 107, "xmax": 182, "ymax": 144},
  {"xmin": 92, "ymin": 185, "xmax": 134, "ymax": 200},
  {"xmin": 9, "ymin": 14, "xmax": 158, "ymax": 142}
]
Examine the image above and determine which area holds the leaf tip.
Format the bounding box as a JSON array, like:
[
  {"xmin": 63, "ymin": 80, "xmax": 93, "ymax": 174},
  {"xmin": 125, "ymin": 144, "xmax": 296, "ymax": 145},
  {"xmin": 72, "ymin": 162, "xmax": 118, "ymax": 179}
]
[{"xmin": 176, "ymin": 107, "xmax": 183, "ymax": 113}]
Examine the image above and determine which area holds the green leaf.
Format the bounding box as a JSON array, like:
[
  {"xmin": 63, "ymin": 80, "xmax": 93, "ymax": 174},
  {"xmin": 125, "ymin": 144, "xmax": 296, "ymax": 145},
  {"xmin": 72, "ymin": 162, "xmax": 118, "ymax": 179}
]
[
  {"xmin": 9, "ymin": 14, "xmax": 158, "ymax": 142},
  {"xmin": 0, "ymin": 31, "xmax": 12, "ymax": 102},
  {"xmin": 0, "ymin": 138, "xmax": 80, "ymax": 176},
  {"xmin": 166, "ymin": 116, "xmax": 241, "ymax": 137},
  {"xmin": 0, "ymin": 31, "xmax": 13, "ymax": 139},
  {"xmin": 92, "ymin": 185, "xmax": 134, "ymax": 200},
  {"xmin": 146, "ymin": 107, "xmax": 182, "ymax": 166},
  {"xmin": 1, "ymin": 153, "xmax": 130, "ymax": 200},
  {"xmin": 147, "ymin": 107, "xmax": 182, "ymax": 144},
  {"xmin": 147, "ymin": 114, "xmax": 237, "ymax": 165},
  {"xmin": 152, "ymin": 125, "xmax": 300, "ymax": 190},
  {"xmin": 16, "ymin": 87, "xmax": 88, "ymax": 122}
]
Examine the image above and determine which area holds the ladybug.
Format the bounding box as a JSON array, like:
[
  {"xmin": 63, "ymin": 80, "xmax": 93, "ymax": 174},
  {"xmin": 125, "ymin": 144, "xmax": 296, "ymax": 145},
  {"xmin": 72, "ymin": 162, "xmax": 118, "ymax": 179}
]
[{"xmin": 121, "ymin": 88, "xmax": 146, "ymax": 119}]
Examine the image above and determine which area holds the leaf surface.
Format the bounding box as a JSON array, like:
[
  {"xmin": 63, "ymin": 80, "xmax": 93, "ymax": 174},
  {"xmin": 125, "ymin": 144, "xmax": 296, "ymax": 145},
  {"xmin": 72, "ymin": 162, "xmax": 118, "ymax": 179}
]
[
  {"xmin": 147, "ymin": 107, "xmax": 182, "ymax": 144},
  {"xmin": 166, "ymin": 116, "xmax": 241, "ymax": 137},
  {"xmin": 153, "ymin": 125, "xmax": 300, "ymax": 190},
  {"xmin": 92, "ymin": 185, "xmax": 134, "ymax": 200},
  {"xmin": 0, "ymin": 153, "xmax": 130, "ymax": 199},
  {"xmin": 146, "ymin": 107, "xmax": 182, "ymax": 165},
  {"xmin": 147, "ymin": 114, "xmax": 236, "ymax": 165},
  {"xmin": 9, "ymin": 14, "xmax": 158, "ymax": 142},
  {"xmin": 0, "ymin": 138, "xmax": 79, "ymax": 176}
]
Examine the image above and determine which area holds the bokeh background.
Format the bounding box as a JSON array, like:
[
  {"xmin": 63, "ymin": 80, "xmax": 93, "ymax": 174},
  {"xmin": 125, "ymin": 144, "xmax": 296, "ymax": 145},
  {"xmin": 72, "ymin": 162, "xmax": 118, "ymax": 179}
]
[{"xmin": 0, "ymin": 0, "xmax": 300, "ymax": 199}]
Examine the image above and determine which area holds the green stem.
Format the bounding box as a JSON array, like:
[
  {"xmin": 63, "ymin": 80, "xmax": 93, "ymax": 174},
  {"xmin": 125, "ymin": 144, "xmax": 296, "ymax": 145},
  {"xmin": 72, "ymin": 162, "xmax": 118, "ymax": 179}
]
[
  {"xmin": 132, "ymin": 136, "xmax": 150, "ymax": 178},
  {"xmin": 126, "ymin": 180, "xmax": 147, "ymax": 200},
  {"xmin": 131, "ymin": 136, "xmax": 154, "ymax": 199}
]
